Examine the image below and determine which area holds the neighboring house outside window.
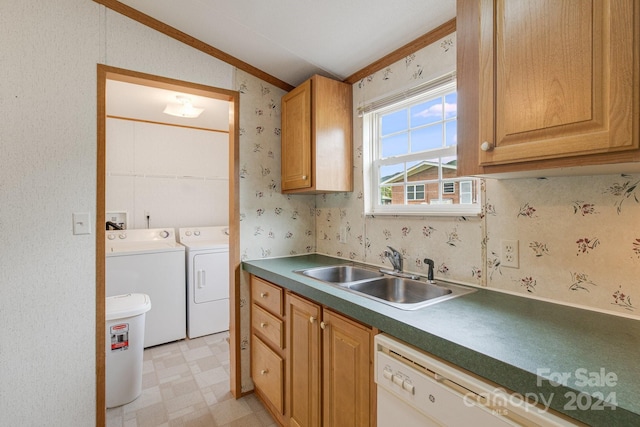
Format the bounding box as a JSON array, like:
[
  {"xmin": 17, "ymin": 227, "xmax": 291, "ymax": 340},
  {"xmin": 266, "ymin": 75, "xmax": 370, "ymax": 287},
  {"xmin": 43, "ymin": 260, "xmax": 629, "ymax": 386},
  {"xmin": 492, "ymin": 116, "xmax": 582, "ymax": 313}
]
[{"xmin": 362, "ymin": 75, "xmax": 480, "ymax": 216}]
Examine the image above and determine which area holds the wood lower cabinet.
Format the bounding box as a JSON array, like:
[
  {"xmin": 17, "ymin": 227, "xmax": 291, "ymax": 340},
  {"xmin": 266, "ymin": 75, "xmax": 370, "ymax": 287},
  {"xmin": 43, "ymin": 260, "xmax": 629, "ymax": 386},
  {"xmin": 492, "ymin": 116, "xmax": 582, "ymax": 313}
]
[
  {"xmin": 250, "ymin": 276, "xmax": 287, "ymax": 426},
  {"xmin": 286, "ymin": 293, "xmax": 373, "ymax": 427},
  {"xmin": 457, "ymin": 0, "xmax": 640, "ymax": 176},
  {"xmin": 287, "ymin": 293, "xmax": 321, "ymax": 427},
  {"xmin": 250, "ymin": 275, "xmax": 374, "ymax": 427},
  {"xmin": 321, "ymin": 309, "xmax": 372, "ymax": 427}
]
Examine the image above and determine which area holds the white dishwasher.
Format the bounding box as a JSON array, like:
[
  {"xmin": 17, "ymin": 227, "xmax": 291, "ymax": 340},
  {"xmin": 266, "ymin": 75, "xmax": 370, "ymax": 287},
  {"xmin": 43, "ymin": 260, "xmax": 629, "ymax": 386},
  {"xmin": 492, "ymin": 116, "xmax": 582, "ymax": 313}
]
[{"xmin": 375, "ymin": 334, "xmax": 577, "ymax": 427}]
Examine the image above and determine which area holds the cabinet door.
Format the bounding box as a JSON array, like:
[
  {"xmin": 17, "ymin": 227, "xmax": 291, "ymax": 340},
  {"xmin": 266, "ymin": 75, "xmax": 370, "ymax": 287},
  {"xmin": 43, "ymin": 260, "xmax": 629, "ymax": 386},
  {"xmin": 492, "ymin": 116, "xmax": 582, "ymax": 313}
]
[
  {"xmin": 457, "ymin": 0, "xmax": 640, "ymax": 174},
  {"xmin": 322, "ymin": 310, "xmax": 372, "ymax": 427},
  {"xmin": 281, "ymin": 79, "xmax": 312, "ymax": 191},
  {"xmin": 286, "ymin": 293, "xmax": 321, "ymax": 427}
]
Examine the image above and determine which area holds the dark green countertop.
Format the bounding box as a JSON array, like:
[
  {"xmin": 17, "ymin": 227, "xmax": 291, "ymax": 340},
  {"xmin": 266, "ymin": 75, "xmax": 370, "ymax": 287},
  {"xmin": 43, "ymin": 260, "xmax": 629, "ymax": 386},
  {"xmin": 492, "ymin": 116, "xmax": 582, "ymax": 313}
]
[{"xmin": 243, "ymin": 254, "xmax": 640, "ymax": 426}]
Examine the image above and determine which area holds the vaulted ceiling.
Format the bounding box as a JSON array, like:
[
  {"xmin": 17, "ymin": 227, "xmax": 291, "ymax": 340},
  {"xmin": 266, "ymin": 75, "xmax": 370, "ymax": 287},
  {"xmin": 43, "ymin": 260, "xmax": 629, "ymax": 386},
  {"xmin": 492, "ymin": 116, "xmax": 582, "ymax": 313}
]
[{"xmin": 110, "ymin": 0, "xmax": 456, "ymax": 88}]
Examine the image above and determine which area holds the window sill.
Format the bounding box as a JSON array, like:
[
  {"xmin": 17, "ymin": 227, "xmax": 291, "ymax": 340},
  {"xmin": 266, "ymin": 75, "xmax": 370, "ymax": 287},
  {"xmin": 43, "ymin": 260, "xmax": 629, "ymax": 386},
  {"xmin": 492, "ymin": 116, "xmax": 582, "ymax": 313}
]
[{"xmin": 365, "ymin": 207, "xmax": 482, "ymax": 218}]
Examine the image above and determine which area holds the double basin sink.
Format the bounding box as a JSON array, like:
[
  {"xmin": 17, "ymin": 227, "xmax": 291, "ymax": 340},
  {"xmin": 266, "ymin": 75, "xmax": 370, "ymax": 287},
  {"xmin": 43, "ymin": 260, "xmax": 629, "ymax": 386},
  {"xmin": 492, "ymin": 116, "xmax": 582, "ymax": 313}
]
[{"xmin": 295, "ymin": 265, "xmax": 476, "ymax": 310}]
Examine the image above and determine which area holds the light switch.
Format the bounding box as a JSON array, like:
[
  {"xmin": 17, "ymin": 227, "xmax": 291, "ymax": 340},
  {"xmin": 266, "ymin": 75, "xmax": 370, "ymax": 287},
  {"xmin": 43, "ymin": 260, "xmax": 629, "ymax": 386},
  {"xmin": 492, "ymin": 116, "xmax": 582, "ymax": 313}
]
[{"xmin": 73, "ymin": 212, "xmax": 91, "ymax": 235}]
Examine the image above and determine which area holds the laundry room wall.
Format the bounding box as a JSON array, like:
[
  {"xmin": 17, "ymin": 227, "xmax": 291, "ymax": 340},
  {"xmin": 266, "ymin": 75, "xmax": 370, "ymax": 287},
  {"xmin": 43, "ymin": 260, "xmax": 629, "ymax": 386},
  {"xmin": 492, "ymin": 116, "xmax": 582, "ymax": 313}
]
[
  {"xmin": 1, "ymin": 1, "xmax": 237, "ymax": 425},
  {"xmin": 105, "ymin": 118, "xmax": 229, "ymax": 230}
]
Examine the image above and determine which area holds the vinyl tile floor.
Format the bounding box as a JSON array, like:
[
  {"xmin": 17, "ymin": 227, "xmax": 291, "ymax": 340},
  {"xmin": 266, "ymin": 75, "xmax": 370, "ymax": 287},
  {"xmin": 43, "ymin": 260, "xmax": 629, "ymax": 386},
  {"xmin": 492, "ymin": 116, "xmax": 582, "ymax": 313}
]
[{"xmin": 106, "ymin": 332, "xmax": 276, "ymax": 427}]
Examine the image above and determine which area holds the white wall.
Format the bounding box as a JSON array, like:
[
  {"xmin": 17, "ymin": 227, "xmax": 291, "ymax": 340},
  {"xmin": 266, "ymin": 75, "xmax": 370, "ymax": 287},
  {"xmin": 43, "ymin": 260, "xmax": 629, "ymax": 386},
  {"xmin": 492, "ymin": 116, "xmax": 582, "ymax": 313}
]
[
  {"xmin": 106, "ymin": 118, "xmax": 229, "ymax": 229},
  {"xmin": 0, "ymin": 1, "xmax": 233, "ymax": 424}
]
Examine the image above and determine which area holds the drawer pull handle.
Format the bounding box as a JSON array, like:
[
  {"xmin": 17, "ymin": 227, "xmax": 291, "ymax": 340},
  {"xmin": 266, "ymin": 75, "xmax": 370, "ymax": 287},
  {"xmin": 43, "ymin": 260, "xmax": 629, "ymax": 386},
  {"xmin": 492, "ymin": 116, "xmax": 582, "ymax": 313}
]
[
  {"xmin": 260, "ymin": 322, "xmax": 267, "ymax": 328},
  {"xmin": 261, "ymin": 369, "xmax": 269, "ymax": 375},
  {"xmin": 309, "ymin": 316, "xmax": 316, "ymax": 324},
  {"xmin": 320, "ymin": 321, "xmax": 327, "ymax": 330},
  {"xmin": 480, "ymin": 141, "xmax": 493, "ymax": 152},
  {"xmin": 260, "ymin": 292, "xmax": 268, "ymax": 298}
]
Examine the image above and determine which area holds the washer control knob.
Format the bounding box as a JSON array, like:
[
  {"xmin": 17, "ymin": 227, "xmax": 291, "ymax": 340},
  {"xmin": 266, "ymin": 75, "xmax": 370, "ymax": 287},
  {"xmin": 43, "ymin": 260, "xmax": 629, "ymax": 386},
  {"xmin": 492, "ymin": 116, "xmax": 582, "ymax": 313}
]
[
  {"xmin": 107, "ymin": 234, "xmax": 116, "ymax": 240},
  {"xmin": 118, "ymin": 233, "xmax": 127, "ymax": 239},
  {"xmin": 159, "ymin": 230, "xmax": 169, "ymax": 239},
  {"xmin": 194, "ymin": 230, "xmax": 200, "ymax": 236},
  {"xmin": 185, "ymin": 231, "xmax": 192, "ymax": 237}
]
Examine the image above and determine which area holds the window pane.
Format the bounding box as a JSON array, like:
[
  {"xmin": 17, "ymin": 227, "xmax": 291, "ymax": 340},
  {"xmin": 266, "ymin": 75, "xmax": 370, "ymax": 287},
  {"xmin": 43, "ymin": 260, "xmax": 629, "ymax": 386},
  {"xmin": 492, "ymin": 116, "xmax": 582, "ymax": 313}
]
[
  {"xmin": 381, "ymin": 109, "xmax": 407, "ymax": 135},
  {"xmin": 445, "ymin": 121, "xmax": 457, "ymax": 147},
  {"xmin": 444, "ymin": 93, "xmax": 457, "ymax": 119},
  {"xmin": 381, "ymin": 133, "xmax": 408, "ymax": 157},
  {"xmin": 379, "ymin": 163, "xmax": 404, "ymax": 185},
  {"xmin": 415, "ymin": 184, "xmax": 425, "ymax": 200},
  {"xmin": 410, "ymin": 124, "xmax": 443, "ymax": 152},
  {"xmin": 442, "ymin": 156, "xmax": 457, "ymax": 178},
  {"xmin": 379, "ymin": 185, "xmax": 393, "ymax": 205},
  {"xmin": 407, "ymin": 160, "xmax": 434, "ymax": 182},
  {"xmin": 406, "ymin": 161, "xmax": 422, "ymax": 182},
  {"xmin": 390, "ymin": 185, "xmax": 406, "ymax": 205},
  {"xmin": 410, "ymin": 98, "xmax": 442, "ymax": 127}
]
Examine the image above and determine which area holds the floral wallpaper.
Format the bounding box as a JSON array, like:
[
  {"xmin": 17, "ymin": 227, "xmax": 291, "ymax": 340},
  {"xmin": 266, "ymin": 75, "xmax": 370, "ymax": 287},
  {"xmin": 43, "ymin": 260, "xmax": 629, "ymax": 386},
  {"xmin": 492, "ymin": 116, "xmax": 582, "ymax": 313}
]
[
  {"xmin": 484, "ymin": 175, "xmax": 640, "ymax": 312},
  {"xmin": 238, "ymin": 32, "xmax": 640, "ymax": 392},
  {"xmin": 236, "ymin": 69, "xmax": 316, "ymax": 392}
]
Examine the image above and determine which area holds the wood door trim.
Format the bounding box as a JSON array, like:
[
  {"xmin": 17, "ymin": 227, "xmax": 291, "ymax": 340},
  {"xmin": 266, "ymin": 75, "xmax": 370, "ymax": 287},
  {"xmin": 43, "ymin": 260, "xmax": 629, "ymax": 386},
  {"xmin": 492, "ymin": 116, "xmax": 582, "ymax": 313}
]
[{"xmin": 96, "ymin": 64, "xmax": 241, "ymax": 426}]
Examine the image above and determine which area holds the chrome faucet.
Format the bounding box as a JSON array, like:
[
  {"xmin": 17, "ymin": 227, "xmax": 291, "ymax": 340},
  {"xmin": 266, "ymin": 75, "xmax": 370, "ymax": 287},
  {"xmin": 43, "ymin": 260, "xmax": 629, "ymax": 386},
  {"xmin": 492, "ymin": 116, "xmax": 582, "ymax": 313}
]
[
  {"xmin": 385, "ymin": 246, "xmax": 403, "ymax": 272},
  {"xmin": 381, "ymin": 246, "xmax": 420, "ymax": 280}
]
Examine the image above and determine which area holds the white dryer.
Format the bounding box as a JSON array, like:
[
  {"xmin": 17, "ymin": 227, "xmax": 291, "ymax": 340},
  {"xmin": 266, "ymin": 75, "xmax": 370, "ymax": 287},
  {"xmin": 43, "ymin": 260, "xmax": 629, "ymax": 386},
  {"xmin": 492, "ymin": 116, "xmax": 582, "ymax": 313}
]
[
  {"xmin": 106, "ymin": 228, "xmax": 186, "ymax": 348},
  {"xmin": 178, "ymin": 226, "xmax": 230, "ymax": 338}
]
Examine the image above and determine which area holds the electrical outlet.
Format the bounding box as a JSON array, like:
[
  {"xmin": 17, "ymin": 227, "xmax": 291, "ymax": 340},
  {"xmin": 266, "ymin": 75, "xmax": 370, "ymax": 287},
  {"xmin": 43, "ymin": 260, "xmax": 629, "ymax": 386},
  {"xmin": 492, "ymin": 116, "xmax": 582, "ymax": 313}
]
[{"xmin": 501, "ymin": 239, "xmax": 519, "ymax": 268}]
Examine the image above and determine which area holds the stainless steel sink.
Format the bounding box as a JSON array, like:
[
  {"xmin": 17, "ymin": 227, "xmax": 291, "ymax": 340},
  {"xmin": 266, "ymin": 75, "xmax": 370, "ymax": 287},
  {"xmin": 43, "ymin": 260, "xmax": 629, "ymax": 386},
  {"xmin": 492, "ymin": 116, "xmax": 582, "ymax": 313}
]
[
  {"xmin": 348, "ymin": 277, "xmax": 451, "ymax": 303},
  {"xmin": 347, "ymin": 277, "xmax": 475, "ymax": 310},
  {"xmin": 297, "ymin": 265, "xmax": 383, "ymax": 284},
  {"xmin": 296, "ymin": 264, "xmax": 476, "ymax": 310}
]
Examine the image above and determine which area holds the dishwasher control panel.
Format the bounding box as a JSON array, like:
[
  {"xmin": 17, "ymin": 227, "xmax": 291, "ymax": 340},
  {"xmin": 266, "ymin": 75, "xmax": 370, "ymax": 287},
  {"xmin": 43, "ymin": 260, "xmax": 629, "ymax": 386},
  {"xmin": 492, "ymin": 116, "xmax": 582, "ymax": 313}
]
[{"xmin": 374, "ymin": 334, "xmax": 576, "ymax": 427}]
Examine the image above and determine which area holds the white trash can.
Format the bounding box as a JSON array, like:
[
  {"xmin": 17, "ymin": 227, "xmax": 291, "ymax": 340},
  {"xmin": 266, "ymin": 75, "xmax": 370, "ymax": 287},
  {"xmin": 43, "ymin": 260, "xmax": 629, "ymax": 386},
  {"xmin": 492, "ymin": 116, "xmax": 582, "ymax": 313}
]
[{"xmin": 106, "ymin": 293, "xmax": 151, "ymax": 408}]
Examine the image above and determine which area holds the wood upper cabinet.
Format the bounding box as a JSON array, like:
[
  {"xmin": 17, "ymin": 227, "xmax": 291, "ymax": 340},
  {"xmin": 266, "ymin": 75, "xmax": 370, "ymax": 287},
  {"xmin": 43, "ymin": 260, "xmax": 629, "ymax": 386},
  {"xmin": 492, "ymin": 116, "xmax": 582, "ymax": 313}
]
[
  {"xmin": 457, "ymin": 0, "xmax": 640, "ymax": 176},
  {"xmin": 281, "ymin": 74, "xmax": 353, "ymax": 193},
  {"xmin": 285, "ymin": 292, "xmax": 373, "ymax": 427}
]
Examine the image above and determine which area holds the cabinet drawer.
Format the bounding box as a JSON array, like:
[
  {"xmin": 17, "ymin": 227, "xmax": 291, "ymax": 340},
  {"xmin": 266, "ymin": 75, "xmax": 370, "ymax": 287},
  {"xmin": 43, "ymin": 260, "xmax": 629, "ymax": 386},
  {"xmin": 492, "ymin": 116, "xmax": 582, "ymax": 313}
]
[
  {"xmin": 251, "ymin": 276, "xmax": 283, "ymax": 316},
  {"xmin": 252, "ymin": 304, "xmax": 284, "ymax": 349},
  {"xmin": 251, "ymin": 334, "xmax": 284, "ymax": 414}
]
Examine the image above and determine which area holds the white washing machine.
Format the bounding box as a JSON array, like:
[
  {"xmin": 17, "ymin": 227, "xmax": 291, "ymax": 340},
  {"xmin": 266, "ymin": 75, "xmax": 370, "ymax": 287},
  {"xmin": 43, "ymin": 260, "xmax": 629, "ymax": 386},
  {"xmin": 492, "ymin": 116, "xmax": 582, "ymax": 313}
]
[
  {"xmin": 178, "ymin": 226, "xmax": 230, "ymax": 338},
  {"xmin": 106, "ymin": 228, "xmax": 186, "ymax": 348}
]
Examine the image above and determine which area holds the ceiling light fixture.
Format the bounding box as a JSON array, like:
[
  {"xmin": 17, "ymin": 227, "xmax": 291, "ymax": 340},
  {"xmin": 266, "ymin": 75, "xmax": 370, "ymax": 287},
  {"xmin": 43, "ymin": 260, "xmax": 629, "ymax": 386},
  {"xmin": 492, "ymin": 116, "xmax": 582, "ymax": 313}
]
[{"xmin": 163, "ymin": 95, "xmax": 204, "ymax": 118}]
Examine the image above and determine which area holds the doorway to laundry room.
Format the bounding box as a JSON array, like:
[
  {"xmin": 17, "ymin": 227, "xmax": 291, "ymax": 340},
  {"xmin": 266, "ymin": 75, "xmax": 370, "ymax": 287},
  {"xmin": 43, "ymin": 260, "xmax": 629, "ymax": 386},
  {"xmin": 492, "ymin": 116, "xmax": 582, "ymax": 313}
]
[{"xmin": 96, "ymin": 65, "xmax": 241, "ymax": 423}]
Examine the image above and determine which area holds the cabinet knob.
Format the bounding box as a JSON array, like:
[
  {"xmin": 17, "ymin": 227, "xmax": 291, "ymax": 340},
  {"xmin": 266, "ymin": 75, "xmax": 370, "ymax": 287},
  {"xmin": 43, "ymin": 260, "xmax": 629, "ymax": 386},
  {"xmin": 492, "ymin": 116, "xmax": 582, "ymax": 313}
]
[
  {"xmin": 261, "ymin": 369, "xmax": 269, "ymax": 375},
  {"xmin": 309, "ymin": 316, "xmax": 316, "ymax": 324},
  {"xmin": 480, "ymin": 141, "xmax": 493, "ymax": 151},
  {"xmin": 260, "ymin": 292, "xmax": 268, "ymax": 298},
  {"xmin": 320, "ymin": 321, "xmax": 327, "ymax": 330},
  {"xmin": 302, "ymin": 175, "xmax": 307, "ymax": 180},
  {"xmin": 260, "ymin": 322, "xmax": 267, "ymax": 328}
]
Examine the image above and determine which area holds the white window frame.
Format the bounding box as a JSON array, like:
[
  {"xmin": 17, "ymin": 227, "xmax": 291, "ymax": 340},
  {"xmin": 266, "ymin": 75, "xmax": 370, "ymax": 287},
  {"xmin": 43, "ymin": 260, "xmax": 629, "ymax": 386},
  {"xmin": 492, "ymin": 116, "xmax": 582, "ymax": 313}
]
[{"xmin": 362, "ymin": 79, "xmax": 481, "ymax": 216}]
